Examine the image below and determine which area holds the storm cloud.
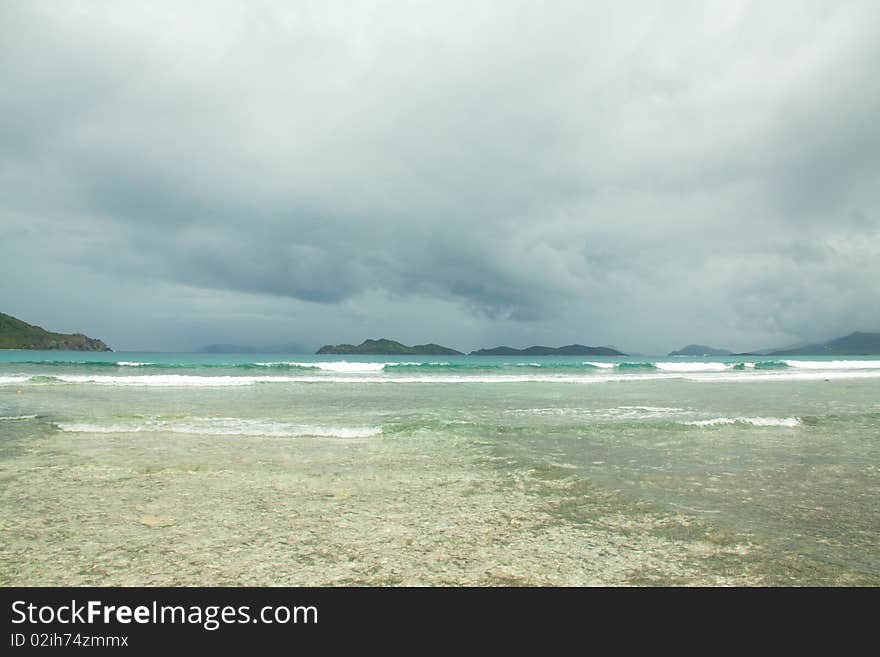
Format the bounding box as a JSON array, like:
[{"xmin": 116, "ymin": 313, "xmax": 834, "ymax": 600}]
[{"xmin": 2, "ymin": 0, "xmax": 879, "ymax": 352}]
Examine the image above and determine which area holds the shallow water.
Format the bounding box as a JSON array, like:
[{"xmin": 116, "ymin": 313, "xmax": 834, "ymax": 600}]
[{"xmin": 1, "ymin": 352, "xmax": 878, "ymax": 585}]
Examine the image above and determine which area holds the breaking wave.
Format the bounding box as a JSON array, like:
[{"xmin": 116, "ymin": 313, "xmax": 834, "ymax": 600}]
[
  {"xmin": 54, "ymin": 417, "xmax": 382, "ymax": 438},
  {"xmin": 683, "ymin": 417, "xmax": 802, "ymax": 428},
  {"xmin": 783, "ymin": 360, "xmax": 880, "ymax": 370},
  {"xmin": 731, "ymin": 361, "xmax": 789, "ymax": 370},
  {"xmin": 255, "ymin": 361, "xmax": 388, "ymax": 373},
  {"xmin": 655, "ymin": 362, "xmax": 729, "ymax": 372},
  {"xmin": 0, "ymin": 376, "xmax": 30, "ymax": 385},
  {"xmin": 3, "ymin": 356, "xmax": 880, "ymax": 387}
]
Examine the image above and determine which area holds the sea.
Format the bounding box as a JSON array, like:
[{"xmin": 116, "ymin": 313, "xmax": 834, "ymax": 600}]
[{"xmin": 1, "ymin": 351, "xmax": 878, "ymax": 585}]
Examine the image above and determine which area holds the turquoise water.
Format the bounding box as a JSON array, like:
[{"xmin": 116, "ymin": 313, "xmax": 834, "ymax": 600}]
[{"xmin": 1, "ymin": 351, "xmax": 879, "ymax": 585}]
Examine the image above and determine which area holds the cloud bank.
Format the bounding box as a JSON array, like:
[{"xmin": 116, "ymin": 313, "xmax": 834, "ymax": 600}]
[{"xmin": 2, "ymin": 1, "xmax": 879, "ymax": 352}]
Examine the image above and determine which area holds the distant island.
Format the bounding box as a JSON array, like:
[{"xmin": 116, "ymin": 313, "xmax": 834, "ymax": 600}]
[
  {"xmin": 0, "ymin": 312, "xmax": 111, "ymax": 351},
  {"xmin": 470, "ymin": 344, "xmax": 626, "ymax": 356},
  {"xmin": 673, "ymin": 331, "xmax": 880, "ymax": 357},
  {"xmin": 317, "ymin": 338, "xmax": 463, "ymax": 355},
  {"xmin": 668, "ymin": 344, "xmax": 732, "ymax": 357},
  {"xmin": 765, "ymin": 332, "xmax": 880, "ymax": 356}
]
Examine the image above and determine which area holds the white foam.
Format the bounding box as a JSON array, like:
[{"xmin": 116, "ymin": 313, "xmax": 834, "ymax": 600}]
[
  {"xmin": 0, "ymin": 414, "xmax": 37, "ymax": 420},
  {"xmin": 617, "ymin": 406, "xmax": 685, "ymax": 412},
  {"xmin": 11, "ymin": 373, "xmax": 680, "ymax": 385},
  {"xmin": 314, "ymin": 361, "xmax": 390, "ymax": 372},
  {"xmin": 0, "ymin": 376, "xmax": 30, "ymax": 385},
  {"xmin": 603, "ymin": 406, "xmax": 688, "ymax": 419},
  {"xmin": 260, "ymin": 361, "xmax": 389, "ymax": 373},
  {"xmin": 48, "ymin": 374, "xmax": 263, "ymax": 386},
  {"xmin": 592, "ymin": 406, "xmax": 688, "ymax": 420},
  {"xmin": 687, "ymin": 370, "xmax": 880, "ymax": 383},
  {"xmin": 783, "ymin": 360, "xmax": 880, "ymax": 370},
  {"xmin": 55, "ymin": 417, "xmax": 382, "ymax": 438},
  {"xmin": 582, "ymin": 362, "xmax": 615, "ymax": 368},
  {"xmin": 116, "ymin": 362, "xmax": 154, "ymax": 367},
  {"xmin": 684, "ymin": 417, "xmax": 801, "ymax": 427},
  {"xmin": 8, "ymin": 366, "xmax": 880, "ymax": 386},
  {"xmin": 508, "ymin": 406, "xmax": 686, "ymax": 419},
  {"xmin": 655, "ymin": 362, "xmax": 730, "ymax": 372}
]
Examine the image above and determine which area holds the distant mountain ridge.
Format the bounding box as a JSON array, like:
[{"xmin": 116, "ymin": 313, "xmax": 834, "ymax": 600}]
[
  {"xmin": 766, "ymin": 332, "xmax": 880, "ymax": 356},
  {"xmin": 317, "ymin": 338, "xmax": 463, "ymax": 355},
  {"xmin": 0, "ymin": 312, "xmax": 111, "ymax": 351},
  {"xmin": 674, "ymin": 332, "xmax": 880, "ymax": 357},
  {"xmin": 470, "ymin": 344, "xmax": 626, "ymax": 356},
  {"xmin": 668, "ymin": 344, "xmax": 732, "ymax": 357}
]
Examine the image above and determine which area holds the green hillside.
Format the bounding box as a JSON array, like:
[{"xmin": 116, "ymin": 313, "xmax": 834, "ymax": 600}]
[{"xmin": 0, "ymin": 312, "xmax": 111, "ymax": 351}]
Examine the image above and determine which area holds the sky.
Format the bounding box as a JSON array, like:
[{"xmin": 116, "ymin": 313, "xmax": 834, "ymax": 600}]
[{"xmin": 1, "ymin": 0, "xmax": 879, "ymax": 354}]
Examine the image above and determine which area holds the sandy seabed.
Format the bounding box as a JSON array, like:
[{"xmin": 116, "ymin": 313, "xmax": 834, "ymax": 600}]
[{"xmin": 0, "ymin": 427, "xmax": 827, "ymax": 587}]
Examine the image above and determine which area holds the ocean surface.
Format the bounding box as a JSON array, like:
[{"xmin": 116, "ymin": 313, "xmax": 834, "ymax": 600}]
[{"xmin": 1, "ymin": 351, "xmax": 878, "ymax": 585}]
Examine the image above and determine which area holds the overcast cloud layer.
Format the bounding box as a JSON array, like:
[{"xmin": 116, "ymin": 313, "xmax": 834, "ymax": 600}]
[{"xmin": 1, "ymin": 0, "xmax": 879, "ymax": 353}]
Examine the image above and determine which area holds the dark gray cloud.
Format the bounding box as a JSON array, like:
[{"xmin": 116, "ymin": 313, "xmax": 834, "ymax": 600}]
[{"xmin": 2, "ymin": 1, "xmax": 879, "ymax": 353}]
